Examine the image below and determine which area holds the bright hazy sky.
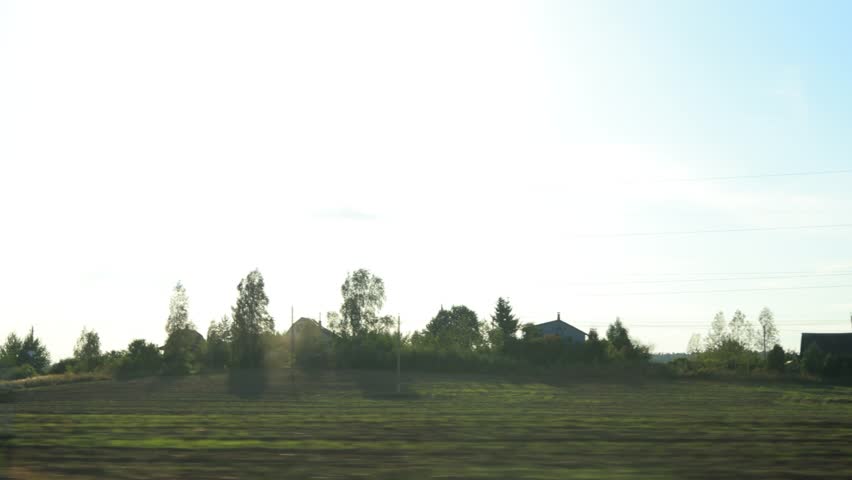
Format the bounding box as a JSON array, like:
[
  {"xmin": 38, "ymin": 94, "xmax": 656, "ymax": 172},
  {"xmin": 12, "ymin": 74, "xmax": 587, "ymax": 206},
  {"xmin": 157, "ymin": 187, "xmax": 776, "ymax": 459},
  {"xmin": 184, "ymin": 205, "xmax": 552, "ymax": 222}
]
[{"xmin": 2, "ymin": 1, "xmax": 852, "ymax": 359}]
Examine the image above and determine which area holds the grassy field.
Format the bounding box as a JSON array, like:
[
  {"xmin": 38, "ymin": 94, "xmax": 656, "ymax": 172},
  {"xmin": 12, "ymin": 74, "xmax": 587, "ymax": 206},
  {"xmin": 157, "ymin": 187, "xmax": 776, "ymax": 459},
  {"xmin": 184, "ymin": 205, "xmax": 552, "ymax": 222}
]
[{"xmin": 2, "ymin": 369, "xmax": 852, "ymax": 479}]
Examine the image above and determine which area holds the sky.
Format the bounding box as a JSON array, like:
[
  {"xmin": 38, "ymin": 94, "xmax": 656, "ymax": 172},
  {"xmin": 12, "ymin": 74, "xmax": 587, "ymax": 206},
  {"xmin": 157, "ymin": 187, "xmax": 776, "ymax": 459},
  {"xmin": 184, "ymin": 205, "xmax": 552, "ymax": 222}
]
[{"xmin": 2, "ymin": 0, "xmax": 852, "ymax": 359}]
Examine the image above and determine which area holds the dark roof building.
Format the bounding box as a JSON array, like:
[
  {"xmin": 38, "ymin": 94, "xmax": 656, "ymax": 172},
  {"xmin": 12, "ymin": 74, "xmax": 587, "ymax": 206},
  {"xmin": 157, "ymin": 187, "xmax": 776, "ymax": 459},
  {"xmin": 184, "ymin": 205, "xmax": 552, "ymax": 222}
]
[
  {"xmin": 285, "ymin": 317, "xmax": 336, "ymax": 343},
  {"xmin": 800, "ymin": 332, "xmax": 852, "ymax": 356},
  {"xmin": 535, "ymin": 313, "xmax": 587, "ymax": 344}
]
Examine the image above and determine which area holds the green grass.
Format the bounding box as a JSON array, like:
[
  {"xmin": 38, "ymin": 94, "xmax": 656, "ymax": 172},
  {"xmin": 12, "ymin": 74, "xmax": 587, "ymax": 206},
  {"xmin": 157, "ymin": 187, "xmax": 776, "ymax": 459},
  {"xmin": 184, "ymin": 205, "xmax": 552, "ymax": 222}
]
[{"xmin": 3, "ymin": 369, "xmax": 852, "ymax": 479}]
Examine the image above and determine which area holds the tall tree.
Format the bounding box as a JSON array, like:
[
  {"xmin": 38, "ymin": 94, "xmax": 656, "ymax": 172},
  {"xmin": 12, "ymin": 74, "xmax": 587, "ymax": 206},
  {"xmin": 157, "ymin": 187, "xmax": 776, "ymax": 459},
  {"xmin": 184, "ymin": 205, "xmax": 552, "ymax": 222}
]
[
  {"xmin": 687, "ymin": 333, "xmax": 703, "ymax": 355},
  {"xmin": 340, "ymin": 269, "xmax": 386, "ymax": 335},
  {"xmin": 73, "ymin": 328, "xmax": 102, "ymax": 372},
  {"xmin": 166, "ymin": 281, "xmax": 195, "ymax": 335},
  {"xmin": 19, "ymin": 328, "xmax": 50, "ymax": 373},
  {"xmin": 425, "ymin": 305, "xmax": 484, "ymax": 350},
  {"xmin": 231, "ymin": 269, "xmax": 275, "ymax": 367},
  {"xmin": 728, "ymin": 310, "xmax": 755, "ymax": 349},
  {"xmin": 606, "ymin": 317, "xmax": 632, "ymax": 351},
  {"xmin": 705, "ymin": 311, "xmax": 727, "ymax": 350},
  {"xmin": 0, "ymin": 333, "xmax": 22, "ymax": 368},
  {"xmin": 757, "ymin": 307, "xmax": 779, "ymax": 358},
  {"xmin": 491, "ymin": 297, "xmax": 519, "ymax": 338}
]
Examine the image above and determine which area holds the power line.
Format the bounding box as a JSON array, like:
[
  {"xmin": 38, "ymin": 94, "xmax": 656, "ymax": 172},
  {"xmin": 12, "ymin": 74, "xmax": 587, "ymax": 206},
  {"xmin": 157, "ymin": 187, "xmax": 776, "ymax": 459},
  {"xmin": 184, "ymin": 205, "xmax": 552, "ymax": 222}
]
[
  {"xmin": 638, "ymin": 168, "xmax": 852, "ymax": 184},
  {"xmin": 576, "ymin": 223, "xmax": 852, "ymax": 238},
  {"xmin": 579, "ymin": 283, "xmax": 852, "ymax": 296},
  {"xmin": 566, "ymin": 271, "xmax": 852, "ymax": 286}
]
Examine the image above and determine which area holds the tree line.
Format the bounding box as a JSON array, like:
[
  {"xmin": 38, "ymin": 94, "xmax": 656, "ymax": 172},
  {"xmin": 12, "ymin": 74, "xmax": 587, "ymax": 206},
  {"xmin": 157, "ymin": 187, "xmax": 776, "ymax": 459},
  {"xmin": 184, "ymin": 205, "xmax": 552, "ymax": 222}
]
[
  {"xmin": 1, "ymin": 268, "xmax": 656, "ymax": 380},
  {"xmin": 5, "ymin": 268, "xmax": 833, "ymax": 381}
]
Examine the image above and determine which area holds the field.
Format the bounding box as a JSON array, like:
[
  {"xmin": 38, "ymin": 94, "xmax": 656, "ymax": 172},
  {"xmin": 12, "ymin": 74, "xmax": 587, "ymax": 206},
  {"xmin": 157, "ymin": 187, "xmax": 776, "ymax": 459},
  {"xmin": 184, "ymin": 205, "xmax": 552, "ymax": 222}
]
[{"xmin": 3, "ymin": 369, "xmax": 852, "ymax": 479}]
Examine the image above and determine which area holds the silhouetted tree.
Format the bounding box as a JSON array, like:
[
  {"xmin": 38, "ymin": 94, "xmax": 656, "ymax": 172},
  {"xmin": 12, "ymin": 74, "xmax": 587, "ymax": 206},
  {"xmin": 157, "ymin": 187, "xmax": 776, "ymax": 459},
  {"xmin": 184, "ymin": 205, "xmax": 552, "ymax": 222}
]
[
  {"xmin": 0, "ymin": 333, "xmax": 22, "ymax": 368},
  {"xmin": 118, "ymin": 339, "xmax": 162, "ymax": 378},
  {"xmin": 206, "ymin": 316, "xmax": 232, "ymax": 370},
  {"xmin": 163, "ymin": 328, "xmax": 206, "ymax": 375},
  {"xmin": 339, "ymin": 269, "xmax": 386, "ymax": 336},
  {"xmin": 767, "ymin": 344, "xmax": 785, "ymax": 372},
  {"xmin": 728, "ymin": 310, "xmax": 755, "ymax": 349},
  {"xmin": 19, "ymin": 328, "xmax": 50, "ymax": 373},
  {"xmin": 757, "ymin": 307, "xmax": 779, "ymax": 358},
  {"xmin": 424, "ymin": 305, "xmax": 484, "ymax": 351},
  {"xmin": 705, "ymin": 311, "xmax": 727, "ymax": 350},
  {"xmin": 491, "ymin": 297, "xmax": 519, "ymax": 339},
  {"xmin": 73, "ymin": 328, "xmax": 102, "ymax": 372},
  {"xmin": 687, "ymin": 333, "xmax": 703, "ymax": 355},
  {"xmin": 231, "ymin": 269, "xmax": 274, "ymax": 368},
  {"xmin": 606, "ymin": 318, "xmax": 631, "ymax": 351},
  {"xmin": 166, "ymin": 281, "xmax": 195, "ymax": 335}
]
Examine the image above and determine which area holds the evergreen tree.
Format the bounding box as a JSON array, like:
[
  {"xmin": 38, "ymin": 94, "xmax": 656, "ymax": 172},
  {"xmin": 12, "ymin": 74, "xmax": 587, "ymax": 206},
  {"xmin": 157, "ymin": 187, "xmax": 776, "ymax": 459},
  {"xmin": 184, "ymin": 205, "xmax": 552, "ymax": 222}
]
[
  {"xmin": 491, "ymin": 297, "xmax": 519, "ymax": 339},
  {"xmin": 231, "ymin": 269, "xmax": 274, "ymax": 368},
  {"xmin": 18, "ymin": 327, "xmax": 50, "ymax": 373}
]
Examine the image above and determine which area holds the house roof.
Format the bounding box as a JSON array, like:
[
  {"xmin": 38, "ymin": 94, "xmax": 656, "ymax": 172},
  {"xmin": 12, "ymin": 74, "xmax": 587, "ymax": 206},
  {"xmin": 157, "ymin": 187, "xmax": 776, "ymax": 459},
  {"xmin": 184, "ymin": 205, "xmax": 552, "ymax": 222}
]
[
  {"xmin": 800, "ymin": 332, "xmax": 852, "ymax": 355},
  {"xmin": 535, "ymin": 319, "xmax": 588, "ymax": 337},
  {"xmin": 285, "ymin": 317, "xmax": 335, "ymax": 338}
]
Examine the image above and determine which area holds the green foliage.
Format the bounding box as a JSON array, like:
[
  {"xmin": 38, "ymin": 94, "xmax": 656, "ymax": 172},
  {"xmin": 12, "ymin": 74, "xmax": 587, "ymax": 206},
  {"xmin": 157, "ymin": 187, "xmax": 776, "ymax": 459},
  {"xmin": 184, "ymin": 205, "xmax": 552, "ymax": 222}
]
[
  {"xmin": 118, "ymin": 340, "xmax": 163, "ymax": 378},
  {"xmin": 166, "ymin": 281, "xmax": 195, "ymax": 335},
  {"xmin": 520, "ymin": 322, "xmax": 542, "ymax": 341},
  {"xmin": 421, "ymin": 305, "xmax": 484, "ymax": 351},
  {"xmin": 163, "ymin": 329, "xmax": 206, "ymax": 375},
  {"xmin": 727, "ymin": 310, "xmax": 755, "ymax": 349},
  {"xmin": 231, "ymin": 269, "xmax": 274, "ymax": 368},
  {"xmin": 339, "ymin": 269, "xmax": 386, "ymax": 336},
  {"xmin": 0, "ymin": 332, "xmax": 22, "ymax": 368},
  {"xmin": 767, "ymin": 344, "xmax": 785, "ymax": 372},
  {"xmin": 491, "ymin": 297, "xmax": 519, "ymax": 340},
  {"xmin": 606, "ymin": 318, "xmax": 631, "ymax": 350},
  {"xmin": 705, "ymin": 311, "xmax": 727, "ymax": 351},
  {"xmin": 206, "ymin": 316, "xmax": 232, "ymax": 371},
  {"xmin": 18, "ymin": 328, "xmax": 51, "ymax": 373},
  {"xmin": 757, "ymin": 307, "xmax": 779, "ymax": 355},
  {"xmin": 2, "ymin": 363, "xmax": 37, "ymax": 380},
  {"xmin": 48, "ymin": 357, "xmax": 78, "ymax": 375},
  {"xmin": 74, "ymin": 328, "xmax": 102, "ymax": 372}
]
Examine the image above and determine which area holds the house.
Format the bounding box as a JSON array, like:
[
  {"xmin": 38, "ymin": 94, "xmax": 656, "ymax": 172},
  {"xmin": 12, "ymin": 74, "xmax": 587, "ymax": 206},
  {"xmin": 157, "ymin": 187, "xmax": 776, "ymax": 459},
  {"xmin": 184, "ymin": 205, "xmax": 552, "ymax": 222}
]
[
  {"xmin": 284, "ymin": 317, "xmax": 336, "ymax": 344},
  {"xmin": 800, "ymin": 332, "xmax": 852, "ymax": 356},
  {"xmin": 536, "ymin": 313, "xmax": 587, "ymax": 344}
]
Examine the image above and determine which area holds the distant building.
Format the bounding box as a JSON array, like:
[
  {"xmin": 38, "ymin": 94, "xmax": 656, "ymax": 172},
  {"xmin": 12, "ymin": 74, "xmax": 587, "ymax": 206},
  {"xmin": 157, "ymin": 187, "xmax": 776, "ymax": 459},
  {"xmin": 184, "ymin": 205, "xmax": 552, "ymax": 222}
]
[
  {"xmin": 800, "ymin": 332, "xmax": 852, "ymax": 356},
  {"xmin": 285, "ymin": 317, "xmax": 336, "ymax": 344},
  {"xmin": 535, "ymin": 313, "xmax": 587, "ymax": 344}
]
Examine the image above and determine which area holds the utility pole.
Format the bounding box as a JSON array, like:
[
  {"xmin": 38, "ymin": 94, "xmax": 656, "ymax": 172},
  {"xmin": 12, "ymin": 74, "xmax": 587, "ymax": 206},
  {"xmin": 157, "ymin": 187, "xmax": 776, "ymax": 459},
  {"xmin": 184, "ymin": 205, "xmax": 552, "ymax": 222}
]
[
  {"xmin": 290, "ymin": 305, "xmax": 295, "ymax": 381},
  {"xmin": 396, "ymin": 314, "xmax": 401, "ymax": 394},
  {"xmin": 762, "ymin": 323, "xmax": 767, "ymax": 360}
]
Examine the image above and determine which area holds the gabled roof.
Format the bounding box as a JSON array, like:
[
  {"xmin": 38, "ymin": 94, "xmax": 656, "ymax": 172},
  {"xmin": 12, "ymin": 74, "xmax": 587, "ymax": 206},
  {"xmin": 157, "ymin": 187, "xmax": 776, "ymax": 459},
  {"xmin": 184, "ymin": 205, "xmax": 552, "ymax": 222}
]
[
  {"xmin": 285, "ymin": 317, "xmax": 335, "ymax": 338},
  {"xmin": 800, "ymin": 332, "xmax": 852, "ymax": 355},
  {"xmin": 535, "ymin": 319, "xmax": 588, "ymax": 337}
]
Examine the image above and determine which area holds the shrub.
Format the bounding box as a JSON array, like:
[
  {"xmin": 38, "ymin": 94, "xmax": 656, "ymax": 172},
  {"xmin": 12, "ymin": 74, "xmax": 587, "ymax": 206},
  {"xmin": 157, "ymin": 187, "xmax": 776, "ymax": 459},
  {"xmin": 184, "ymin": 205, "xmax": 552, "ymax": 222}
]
[
  {"xmin": 767, "ymin": 344, "xmax": 785, "ymax": 372},
  {"xmin": 48, "ymin": 358, "xmax": 79, "ymax": 375}
]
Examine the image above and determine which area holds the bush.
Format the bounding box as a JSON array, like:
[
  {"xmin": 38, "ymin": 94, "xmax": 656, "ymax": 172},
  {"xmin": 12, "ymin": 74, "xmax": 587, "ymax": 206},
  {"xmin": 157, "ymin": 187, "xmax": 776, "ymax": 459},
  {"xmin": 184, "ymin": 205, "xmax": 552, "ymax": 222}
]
[
  {"xmin": 767, "ymin": 344, "xmax": 785, "ymax": 372},
  {"xmin": 117, "ymin": 340, "xmax": 162, "ymax": 378},
  {"xmin": 48, "ymin": 358, "xmax": 79, "ymax": 375},
  {"xmin": 5, "ymin": 364, "xmax": 37, "ymax": 380}
]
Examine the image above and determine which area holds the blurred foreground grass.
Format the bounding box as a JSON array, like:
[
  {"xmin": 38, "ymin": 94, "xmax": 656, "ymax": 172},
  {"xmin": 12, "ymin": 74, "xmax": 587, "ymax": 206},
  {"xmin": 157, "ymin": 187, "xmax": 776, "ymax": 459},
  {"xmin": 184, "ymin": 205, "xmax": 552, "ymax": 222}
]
[{"xmin": 2, "ymin": 369, "xmax": 852, "ymax": 479}]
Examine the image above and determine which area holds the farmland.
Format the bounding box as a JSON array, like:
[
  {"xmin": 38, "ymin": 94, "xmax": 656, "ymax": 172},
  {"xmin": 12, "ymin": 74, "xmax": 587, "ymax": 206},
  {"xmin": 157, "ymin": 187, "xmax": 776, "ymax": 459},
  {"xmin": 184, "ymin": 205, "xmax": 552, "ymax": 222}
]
[{"xmin": 3, "ymin": 370, "xmax": 852, "ymax": 479}]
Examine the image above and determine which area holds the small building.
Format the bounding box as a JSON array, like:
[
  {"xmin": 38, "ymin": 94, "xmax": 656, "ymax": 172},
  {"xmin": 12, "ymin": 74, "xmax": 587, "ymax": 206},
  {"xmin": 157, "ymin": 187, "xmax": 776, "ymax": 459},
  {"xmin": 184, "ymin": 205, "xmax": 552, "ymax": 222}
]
[
  {"xmin": 536, "ymin": 313, "xmax": 587, "ymax": 345},
  {"xmin": 800, "ymin": 332, "xmax": 852, "ymax": 356},
  {"xmin": 285, "ymin": 317, "xmax": 336, "ymax": 344}
]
